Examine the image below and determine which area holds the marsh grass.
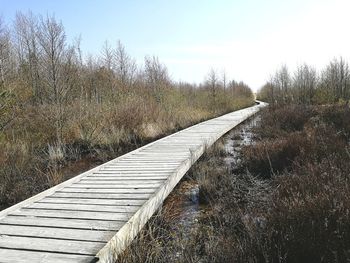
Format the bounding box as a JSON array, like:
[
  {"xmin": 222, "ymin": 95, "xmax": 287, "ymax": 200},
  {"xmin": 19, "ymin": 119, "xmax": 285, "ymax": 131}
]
[
  {"xmin": 117, "ymin": 105, "xmax": 350, "ymax": 263},
  {"xmin": 0, "ymin": 88, "xmax": 253, "ymax": 210}
]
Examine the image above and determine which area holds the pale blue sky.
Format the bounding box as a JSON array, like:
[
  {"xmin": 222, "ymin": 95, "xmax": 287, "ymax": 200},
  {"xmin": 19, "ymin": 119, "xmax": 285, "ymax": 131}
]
[{"xmin": 1, "ymin": 0, "xmax": 350, "ymax": 90}]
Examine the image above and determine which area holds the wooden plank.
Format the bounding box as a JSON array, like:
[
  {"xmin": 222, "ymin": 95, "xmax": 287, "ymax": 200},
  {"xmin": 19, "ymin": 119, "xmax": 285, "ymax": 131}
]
[
  {"xmin": 11, "ymin": 209, "xmax": 130, "ymax": 221},
  {"xmin": 100, "ymin": 164, "xmax": 178, "ymax": 168},
  {"xmin": 111, "ymin": 162, "xmax": 181, "ymax": 165},
  {"xmin": 131, "ymin": 153, "xmax": 190, "ymax": 156},
  {"xmin": 50, "ymin": 192, "xmax": 152, "ymax": 200},
  {"xmin": 79, "ymin": 178, "xmax": 166, "ymax": 182},
  {"xmin": 114, "ymin": 160, "xmax": 183, "ymax": 163},
  {"xmin": 92, "ymin": 171, "xmax": 171, "ymax": 174},
  {"xmin": 28, "ymin": 202, "xmax": 140, "ymax": 212},
  {"xmin": 58, "ymin": 188, "xmax": 156, "ymax": 194},
  {"xmin": 120, "ymin": 157, "xmax": 186, "ymax": 160},
  {"xmin": 73, "ymin": 184, "xmax": 160, "ymax": 189},
  {"xmin": 119, "ymin": 156, "xmax": 187, "ymax": 159},
  {"xmin": 87, "ymin": 173, "xmax": 168, "ymax": 177},
  {"xmin": 148, "ymin": 145, "xmax": 200, "ymax": 148},
  {"xmin": 146, "ymin": 144, "xmax": 201, "ymax": 147},
  {"xmin": 92, "ymin": 173, "xmax": 171, "ymax": 177},
  {"xmin": 37, "ymin": 198, "xmax": 146, "ymax": 206},
  {"xmin": 148, "ymin": 150, "xmax": 196, "ymax": 153},
  {"xmin": 171, "ymin": 135, "xmax": 215, "ymax": 138},
  {"xmin": 115, "ymin": 160, "xmax": 185, "ymax": 163},
  {"xmin": 76, "ymin": 179, "xmax": 164, "ymax": 185},
  {"xmin": 106, "ymin": 163, "xmax": 179, "ymax": 166},
  {"xmin": 136, "ymin": 151, "xmax": 191, "ymax": 154},
  {"xmin": 85, "ymin": 175, "xmax": 168, "ymax": 179},
  {"xmin": 100, "ymin": 166, "xmax": 178, "ymax": 170},
  {"xmin": 102, "ymin": 167, "xmax": 177, "ymax": 170},
  {"xmin": 0, "ymin": 235, "xmax": 103, "ymax": 255},
  {"xmin": 99, "ymin": 167, "xmax": 176, "ymax": 171},
  {"xmin": 0, "ymin": 224, "xmax": 115, "ymax": 242},
  {"xmin": 79, "ymin": 178, "xmax": 165, "ymax": 182},
  {"xmin": 0, "ymin": 216, "xmax": 123, "ymax": 231},
  {"xmin": 0, "ymin": 249, "xmax": 95, "ymax": 263},
  {"xmin": 154, "ymin": 137, "xmax": 207, "ymax": 140},
  {"xmin": 106, "ymin": 162, "xmax": 180, "ymax": 166},
  {"xmin": 67, "ymin": 184, "xmax": 160, "ymax": 189}
]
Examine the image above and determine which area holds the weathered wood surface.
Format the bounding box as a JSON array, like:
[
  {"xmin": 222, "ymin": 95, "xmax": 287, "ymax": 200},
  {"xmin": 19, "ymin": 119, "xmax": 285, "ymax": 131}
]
[{"xmin": 0, "ymin": 102, "xmax": 267, "ymax": 262}]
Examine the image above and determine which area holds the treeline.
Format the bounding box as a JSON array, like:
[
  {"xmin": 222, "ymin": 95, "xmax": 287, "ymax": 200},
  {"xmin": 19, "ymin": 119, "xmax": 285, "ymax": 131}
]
[
  {"xmin": 0, "ymin": 12, "xmax": 253, "ymax": 144},
  {"xmin": 258, "ymin": 58, "xmax": 350, "ymax": 105},
  {"xmin": 0, "ymin": 12, "xmax": 253, "ymax": 209}
]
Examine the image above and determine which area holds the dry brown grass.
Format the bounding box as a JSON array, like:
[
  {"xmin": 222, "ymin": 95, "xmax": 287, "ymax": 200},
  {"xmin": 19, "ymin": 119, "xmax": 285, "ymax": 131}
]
[
  {"xmin": 234, "ymin": 105, "xmax": 350, "ymax": 263},
  {"xmin": 241, "ymin": 132, "xmax": 308, "ymax": 177},
  {"xmin": 0, "ymin": 87, "xmax": 254, "ymax": 210},
  {"xmin": 116, "ymin": 104, "xmax": 350, "ymax": 263}
]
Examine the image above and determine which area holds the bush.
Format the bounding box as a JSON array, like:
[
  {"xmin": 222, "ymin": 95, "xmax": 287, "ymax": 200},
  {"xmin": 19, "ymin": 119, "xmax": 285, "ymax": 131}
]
[
  {"xmin": 255, "ymin": 105, "xmax": 315, "ymax": 139},
  {"xmin": 239, "ymin": 105, "xmax": 350, "ymax": 263},
  {"xmin": 264, "ymin": 158, "xmax": 350, "ymax": 263},
  {"xmin": 197, "ymin": 104, "xmax": 350, "ymax": 262},
  {"xmin": 241, "ymin": 132, "xmax": 308, "ymax": 178},
  {"xmin": 321, "ymin": 105, "xmax": 350, "ymax": 139}
]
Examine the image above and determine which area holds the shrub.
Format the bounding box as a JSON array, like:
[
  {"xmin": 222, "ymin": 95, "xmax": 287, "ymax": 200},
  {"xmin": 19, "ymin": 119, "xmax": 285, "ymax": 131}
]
[
  {"xmin": 321, "ymin": 105, "xmax": 350, "ymax": 139},
  {"xmin": 255, "ymin": 105, "xmax": 315, "ymax": 139},
  {"xmin": 264, "ymin": 158, "xmax": 350, "ymax": 263},
  {"xmin": 241, "ymin": 132, "xmax": 308, "ymax": 178}
]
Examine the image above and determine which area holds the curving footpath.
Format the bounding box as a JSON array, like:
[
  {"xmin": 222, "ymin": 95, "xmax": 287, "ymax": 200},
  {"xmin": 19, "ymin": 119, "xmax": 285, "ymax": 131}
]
[{"xmin": 0, "ymin": 101, "xmax": 267, "ymax": 263}]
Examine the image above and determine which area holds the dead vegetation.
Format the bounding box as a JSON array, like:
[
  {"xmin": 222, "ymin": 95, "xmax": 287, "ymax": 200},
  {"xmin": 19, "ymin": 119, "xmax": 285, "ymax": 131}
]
[
  {"xmin": 0, "ymin": 12, "xmax": 254, "ymax": 210},
  {"xmin": 117, "ymin": 105, "xmax": 350, "ymax": 263}
]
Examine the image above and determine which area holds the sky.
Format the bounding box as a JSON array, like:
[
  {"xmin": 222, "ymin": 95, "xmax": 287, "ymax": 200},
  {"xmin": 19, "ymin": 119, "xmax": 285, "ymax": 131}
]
[{"xmin": 1, "ymin": 0, "xmax": 350, "ymax": 91}]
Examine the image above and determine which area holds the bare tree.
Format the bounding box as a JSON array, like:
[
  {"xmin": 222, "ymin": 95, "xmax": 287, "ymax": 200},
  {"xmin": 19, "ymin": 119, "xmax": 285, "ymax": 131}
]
[
  {"xmin": 206, "ymin": 68, "xmax": 219, "ymax": 102},
  {"xmin": 101, "ymin": 40, "xmax": 114, "ymax": 72},
  {"xmin": 14, "ymin": 11, "xmax": 42, "ymax": 103},
  {"xmin": 37, "ymin": 15, "xmax": 66, "ymax": 103},
  {"xmin": 0, "ymin": 17, "xmax": 12, "ymax": 89},
  {"xmin": 0, "ymin": 18, "xmax": 16, "ymax": 131},
  {"xmin": 84, "ymin": 54, "xmax": 102, "ymax": 103},
  {"xmin": 271, "ymin": 65, "xmax": 291, "ymax": 104},
  {"xmin": 144, "ymin": 55, "xmax": 170, "ymax": 102},
  {"xmin": 293, "ymin": 64, "xmax": 317, "ymax": 104},
  {"xmin": 37, "ymin": 14, "xmax": 71, "ymax": 143},
  {"xmin": 0, "ymin": 17, "xmax": 30, "ymax": 132},
  {"xmin": 321, "ymin": 57, "xmax": 350, "ymax": 102},
  {"xmin": 72, "ymin": 35, "xmax": 86, "ymax": 107},
  {"xmin": 258, "ymin": 82, "xmax": 274, "ymax": 103},
  {"xmin": 100, "ymin": 40, "xmax": 116, "ymax": 96},
  {"xmin": 221, "ymin": 69, "xmax": 227, "ymax": 91},
  {"xmin": 228, "ymin": 80, "xmax": 253, "ymax": 99},
  {"xmin": 115, "ymin": 40, "xmax": 136, "ymax": 89}
]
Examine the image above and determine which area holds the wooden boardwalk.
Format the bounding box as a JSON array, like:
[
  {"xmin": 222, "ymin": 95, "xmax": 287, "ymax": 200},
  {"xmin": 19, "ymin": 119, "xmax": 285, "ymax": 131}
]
[{"xmin": 0, "ymin": 102, "xmax": 267, "ymax": 263}]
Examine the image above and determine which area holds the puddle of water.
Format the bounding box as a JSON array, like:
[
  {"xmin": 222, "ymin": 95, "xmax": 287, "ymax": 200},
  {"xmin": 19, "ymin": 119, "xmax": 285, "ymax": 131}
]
[
  {"xmin": 224, "ymin": 115, "xmax": 261, "ymax": 167},
  {"xmin": 163, "ymin": 180, "xmax": 201, "ymax": 228},
  {"xmin": 160, "ymin": 179, "xmax": 203, "ymax": 261},
  {"xmin": 59, "ymin": 157, "xmax": 102, "ymax": 180}
]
